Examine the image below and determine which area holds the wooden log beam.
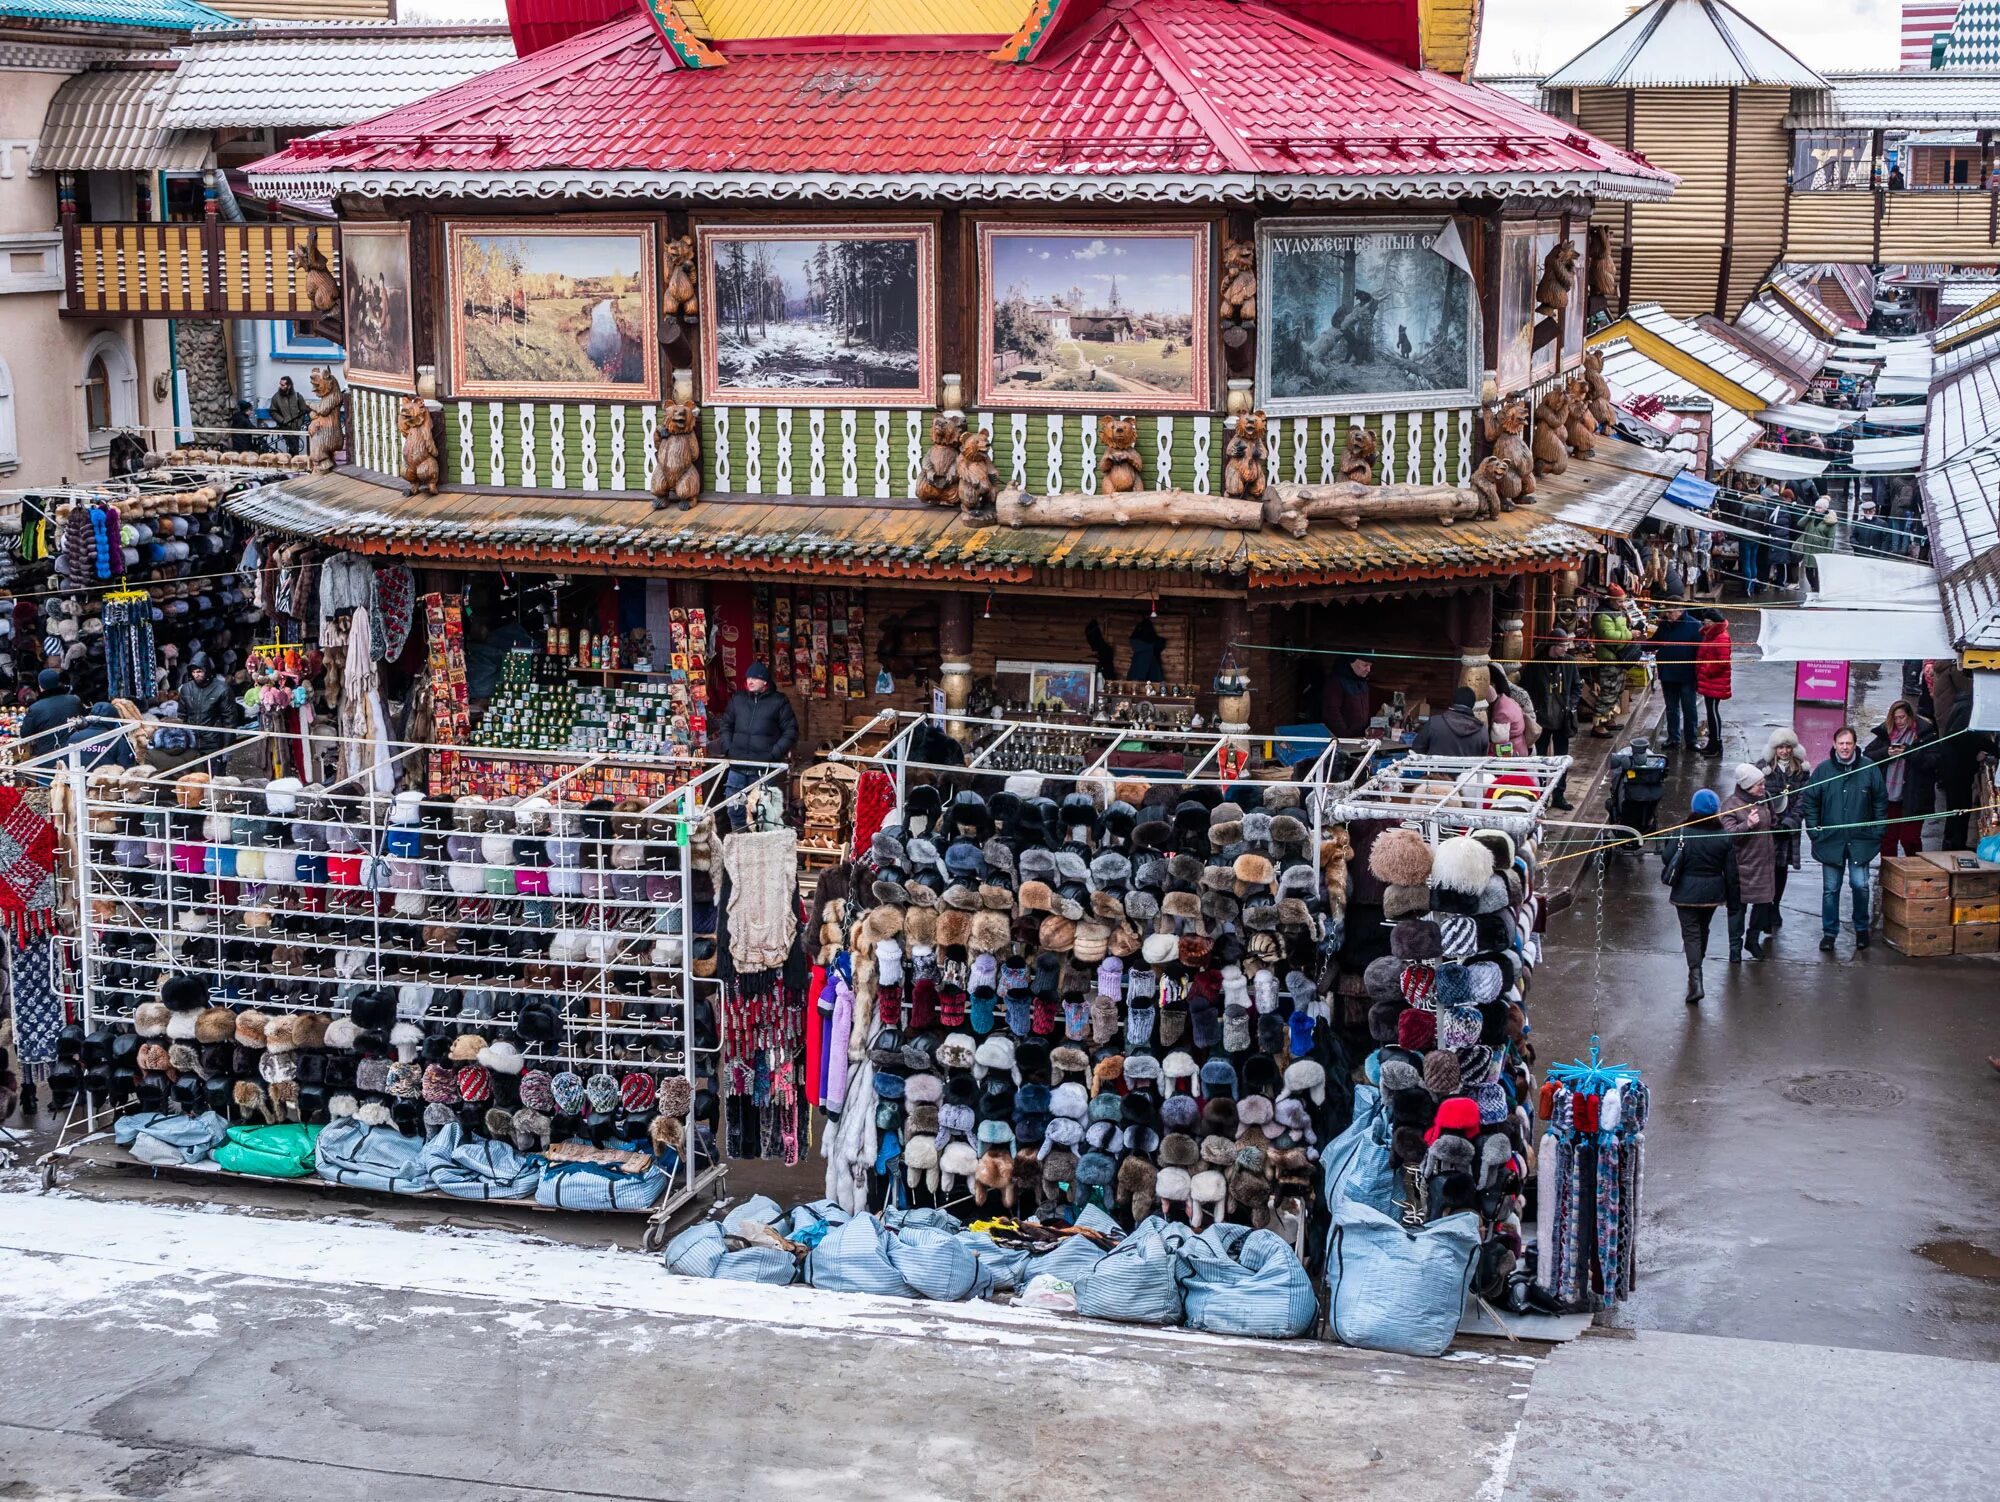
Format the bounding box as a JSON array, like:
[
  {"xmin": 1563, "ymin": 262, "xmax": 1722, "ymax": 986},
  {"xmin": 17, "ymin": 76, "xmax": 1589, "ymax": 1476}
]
[
  {"xmin": 994, "ymin": 487, "xmax": 1267, "ymax": 531},
  {"xmin": 1262, "ymin": 480, "xmax": 1488, "ymax": 538}
]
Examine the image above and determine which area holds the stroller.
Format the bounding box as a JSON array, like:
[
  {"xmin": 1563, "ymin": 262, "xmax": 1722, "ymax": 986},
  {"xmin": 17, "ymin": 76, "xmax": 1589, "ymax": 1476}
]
[{"xmin": 1605, "ymin": 737, "xmax": 1670, "ymax": 845}]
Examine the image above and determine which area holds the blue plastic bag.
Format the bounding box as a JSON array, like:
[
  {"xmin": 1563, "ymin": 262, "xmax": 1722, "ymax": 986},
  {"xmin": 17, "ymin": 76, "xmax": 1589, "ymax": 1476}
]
[
  {"xmin": 536, "ymin": 1159, "xmax": 668, "ymax": 1210},
  {"xmin": 954, "ymin": 1231, "xmax": 1032, "ymax": 1292},
  {"xmin": 1326, "ymin": 1199, "xmax": 1479, "ymax": 1357},
  {"xmin": 1074, "ymin": 1215, "xmax": 1189, "ymax": 1324},
  {"xmin": 806, "ymin": 1214, "xmax": 917, "ymax": 1297},
  {"xmin": 1182, "ymin": 1226, "xmax": 1320, "ymax": 1338},
  {"xmin": 315, "ymin": 1118, "xmax": 430, "ymax": 1194},
  {"xmin": 887, "ymin": 1224, "xmax": 994, "ymax": 1302},
  {"xmin": 115, "ymin": 1110, "xmax": 229, "ymax": 1166},
  {"xmin": 664, "ymin": 1221, "xmax": 799, "ymax": 1284},
  {"xmin": 421, "ymin": 1125, "xmax": 542, "ymax": 1200},
  {"xmin": 1320, "ymin": 1082, "xmax": 1396, "ymax": 1218}
]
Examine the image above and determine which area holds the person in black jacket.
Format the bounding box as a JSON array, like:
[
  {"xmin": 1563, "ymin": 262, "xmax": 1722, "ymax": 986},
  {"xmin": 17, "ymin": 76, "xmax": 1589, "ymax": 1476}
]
[
  {"xmin": 1666, "ymin": 787, "xmax": 1739, "ymax": 1004},
  {"xmin": 713, "ymin": 661, "xmax": 798, "ymax": 829},
  {"xmin": 177, "ymin": 658, "xmax": 234, "ymax": 753},
  {"xmin": 1521, "ymin": 628, "xmax": 1580, "ymax": 809},
  {"xmin": 17, "ymin": 669, "xmax": 86, "ymax": 764},
  {"xmin": 1411, "ymin": 685, "xmax": 1488, "ymax": 756}
]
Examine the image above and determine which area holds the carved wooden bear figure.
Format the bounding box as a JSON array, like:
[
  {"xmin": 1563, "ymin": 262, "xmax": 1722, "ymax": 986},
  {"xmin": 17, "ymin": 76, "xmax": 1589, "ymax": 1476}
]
[
  {"xmin": 1339, "ymin": 426, "xmax": 1379, "ymax": 485},
  {"xmin": 662, "ymin": 235, "xmax": 698, "ymax": 320},
  {"xmin": 1481, "ymin": 395, "xmax": 1534, "ymax": 501},
  {"xmin": 1098, "ymin": 414, "xmax": 1143, "ymax": 494},
  {"xmin": 1532, "ymin": 389, "xmax": 1572, "ymax": 477},
  {"xmin": 1218, "ymin": 242, "xmax": 1258, "ymax": 326},
  {"xmin": 916, "ymin": 410, "xmax": 966, "ymax": 506},
  {"xmin": 1587, "ymin": 225, "xmax": 1619, "ymax": 300},
  {"xmin": 1468, "ymin": 456, "xmax": 1513, "ymax": 518},
  {"xmin": 1581, "ymin": 347, "xmax": 1617, "ymax": 430},
  {"xmin": 306, "ymin": 366, "xmax": 344, "ymax": 474},
  {"xmin": 650, "ymin": 399, "xmax": 702, "ymax": 509},
  {"xmin": 398, "ymin": 396, "xmax": 439, "ymax": 496},
  {"xmin": 1562, "ymin": 378, "xmax": 1599, "ymax": 459},
  {"xmin": 291, "ymin": 240, "xmax": 338, "ymax": 314},
  {"xmin": 1536, "ymin": 240, "xmax": 1579, "ymax": 319},
  {"xmin": 1223, "ymin": 409, "xmax": 1269, "ymax": 500},
  {"xmin": 955, "ymin": 429, "xmax": 996, "ymax": 520}
]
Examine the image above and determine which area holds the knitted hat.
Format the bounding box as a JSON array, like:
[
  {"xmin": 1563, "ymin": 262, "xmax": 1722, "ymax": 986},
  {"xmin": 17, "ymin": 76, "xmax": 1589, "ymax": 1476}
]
[{"xmin": 550, "ymin": 1071, "xmax": 586, "ymax": 1115}]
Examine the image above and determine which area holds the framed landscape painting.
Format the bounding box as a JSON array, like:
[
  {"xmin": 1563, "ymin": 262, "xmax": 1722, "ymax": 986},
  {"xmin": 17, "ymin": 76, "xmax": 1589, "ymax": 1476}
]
[
  {"xmin": 1256, "ymin": 217, "xmax": 1481, "ymax": 415},
  {"xmin": 979, "ymin": 223, "xmax": 1209, "ymax": 412},
  {"xmin": 697, "ymin": 223, "xmax": 934, "ymax": 406},
  {"xmin": 340, "ymin": 223, "xmax": 413, "ymax": 389},
  {"xmin": 447, "ymin": 221, "xmax": 658, "ymax": 400}
]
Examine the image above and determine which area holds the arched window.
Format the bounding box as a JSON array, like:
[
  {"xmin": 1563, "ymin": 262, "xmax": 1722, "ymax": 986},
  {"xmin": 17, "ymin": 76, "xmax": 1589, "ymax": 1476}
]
[{"xmin": 77, "ymin": 330, "xmax": 137, "ymax": 448}]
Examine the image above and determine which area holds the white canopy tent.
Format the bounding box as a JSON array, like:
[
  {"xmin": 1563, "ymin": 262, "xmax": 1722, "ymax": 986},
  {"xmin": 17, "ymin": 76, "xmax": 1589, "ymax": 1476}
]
[
  {"xmin": 1730, "ymin": 447, "xmax": 1831, "ymax": 481},
  {"xmin": 1807, "ymin": 553, "xmax": 1945, "ymax": 612},
  {"xmin": 1860, "ymin": 406, "xmax": 1927, "ymax": 428},
  {"xmin": 1758, "ymin": 402, "xmax": 1860, "ymax": 435},
  {"xmin": 1875, "ymin": 374, "xmax": 1930, "ymax": 398},
  {"xmin": 1649, "ymin": 497, "xmax": 1767, "ymax": 539},
  {"xmin": 1756, "ymin": 608, "xmax": 1954, "ymax": 661},
  {"xmin": 1847, "ymin": 434, "xmax": 1925, "ymax": 472}
]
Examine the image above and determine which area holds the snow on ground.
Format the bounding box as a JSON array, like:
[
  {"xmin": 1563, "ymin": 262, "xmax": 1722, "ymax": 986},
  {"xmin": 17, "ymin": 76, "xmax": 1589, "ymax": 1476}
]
[{"xmin": 0, "ymin": 1192, "xmax": 1269, "ymax": 1357}]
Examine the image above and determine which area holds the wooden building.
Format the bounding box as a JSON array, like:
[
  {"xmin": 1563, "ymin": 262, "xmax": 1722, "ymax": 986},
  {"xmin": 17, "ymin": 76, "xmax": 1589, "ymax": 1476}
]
[{"xmin": 131, "ymin": 0, "xmax": 1693, "ymax": 749}]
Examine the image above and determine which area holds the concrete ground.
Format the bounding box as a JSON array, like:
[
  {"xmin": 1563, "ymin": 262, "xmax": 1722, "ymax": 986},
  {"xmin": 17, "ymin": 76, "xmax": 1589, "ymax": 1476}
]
[{"xmin": 4, "ymin": 640, "xmax": 1998, "ymax": 1501}]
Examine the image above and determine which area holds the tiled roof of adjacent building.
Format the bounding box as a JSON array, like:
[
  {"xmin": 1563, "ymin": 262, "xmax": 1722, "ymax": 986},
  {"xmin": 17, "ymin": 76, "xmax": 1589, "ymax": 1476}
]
[
  {"xmin": 1543, "ymin": 0, "xmax": 1826, "ymax": 89},
  {"xmin": 32, "ymin": 63, "xmax": 211, "ymax": 171},
  {"xmin": 161, "ymin": 22, "xmax": 518, "ymax": 129},
  {"xmin": 0, "ymin": 0, "xmax": 234, "ymax": 29}
]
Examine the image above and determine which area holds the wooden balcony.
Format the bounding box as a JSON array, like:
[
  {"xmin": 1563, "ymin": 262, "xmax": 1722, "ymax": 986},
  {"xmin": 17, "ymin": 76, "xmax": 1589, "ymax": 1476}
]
[{"xmin": 63, "ymin": 221, "xmax": 340, "ymax": 321}]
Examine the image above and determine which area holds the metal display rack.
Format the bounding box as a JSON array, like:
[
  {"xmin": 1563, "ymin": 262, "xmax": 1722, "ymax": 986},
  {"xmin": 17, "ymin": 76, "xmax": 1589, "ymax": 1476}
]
[
  {"xmin": 1327, "ymin": 753, "xmax": 1574, "ymax": 842},
  {"xmin": 26, "ymin": 720, "xmax": 786, "ymax": 1238}
]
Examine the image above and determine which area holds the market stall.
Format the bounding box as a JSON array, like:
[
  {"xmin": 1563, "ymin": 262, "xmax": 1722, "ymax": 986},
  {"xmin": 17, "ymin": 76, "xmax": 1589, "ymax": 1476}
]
[{"xmin": 26, "ymin": 720, "xmax": 795, "ymax": 1230}]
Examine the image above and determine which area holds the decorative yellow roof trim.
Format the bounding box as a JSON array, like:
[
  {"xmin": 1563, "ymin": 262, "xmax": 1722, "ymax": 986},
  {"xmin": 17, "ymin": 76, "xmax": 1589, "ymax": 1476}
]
[
  {"xmin": 1589, "ymin": 316, "xmax": 1769, "ymax": 414},
  {"xmin": 697, "ymin": 0, "xmax": 1033, "ymax": 43}
]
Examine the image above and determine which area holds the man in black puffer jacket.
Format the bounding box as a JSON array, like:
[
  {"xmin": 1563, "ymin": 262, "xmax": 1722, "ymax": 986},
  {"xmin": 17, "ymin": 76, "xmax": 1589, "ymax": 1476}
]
[
  {"xmin": 713, "ymin": 661, "xmax": 798, "ymax": 829},
  {"xmin": 1411, "ymin": 686, "xmax": 1489, "ymax": 756}
]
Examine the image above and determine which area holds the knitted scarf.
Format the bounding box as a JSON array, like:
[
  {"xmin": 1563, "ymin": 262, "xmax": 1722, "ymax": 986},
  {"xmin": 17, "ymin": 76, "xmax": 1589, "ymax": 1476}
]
[
  {"xmin": 0, "ymin": 784, "xmax": 60, "ymax": 941},
  {"xmin": 721, "ymin": 827, "xmax": 799, "ymax": 973}
]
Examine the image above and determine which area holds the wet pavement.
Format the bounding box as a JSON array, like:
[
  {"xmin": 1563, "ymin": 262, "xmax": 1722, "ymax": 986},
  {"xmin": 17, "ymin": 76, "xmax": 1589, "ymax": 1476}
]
[{"xmin": 1532, "ymin": 636, "xmax": 2000, "ymax": 1362}]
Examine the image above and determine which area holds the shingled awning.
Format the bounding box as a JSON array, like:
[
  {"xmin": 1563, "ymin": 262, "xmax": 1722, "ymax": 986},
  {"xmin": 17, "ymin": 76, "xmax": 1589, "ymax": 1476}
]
[{"xmin": 226, "ymin": 471, "xmax": 1599, "ymax": 592}]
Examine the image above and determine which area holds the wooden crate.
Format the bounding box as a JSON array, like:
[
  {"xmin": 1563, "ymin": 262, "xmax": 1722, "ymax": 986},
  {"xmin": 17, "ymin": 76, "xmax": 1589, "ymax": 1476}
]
[
  {"xmin": 1884, "ymin": 891, "xmax": 1952, "ymax": 928},
  {"xmin": 1922, "ymin": 850, "xmax": 2000, "ymax": 900},
  {"xmin": 1956, "ymin": 899, "xmax": 2000, "ymax": 926},
  {"xmin": 1884, "ymin": 919, "xmax": 1954, "ymax": 957},
  {"xmin": 1882, "ymin": 856, "xmax": 1951, "ymax": 901},
  {"xmin": 1954, "ymin": 921, "xmax": 2000, "ymax": 955}
]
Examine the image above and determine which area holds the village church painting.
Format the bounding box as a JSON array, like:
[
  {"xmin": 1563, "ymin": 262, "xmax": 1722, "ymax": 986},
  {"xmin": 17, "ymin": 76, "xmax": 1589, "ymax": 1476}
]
[
  {"xmin": 698, "ymin": 225, "xmax": 933, "ymax": 405},
  {"xmin": 979, "ymin": 225, "xmax": 1208, "ymax": 411}
]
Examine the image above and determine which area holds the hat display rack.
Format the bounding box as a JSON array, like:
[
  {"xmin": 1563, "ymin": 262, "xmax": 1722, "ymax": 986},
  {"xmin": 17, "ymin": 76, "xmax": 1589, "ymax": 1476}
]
[
  {"xmin": 1327, "ymin": 753, "xmax": 1573, "ymax": 843},
  {"xmin": 817, "ymin": 710, "xmax": 1378, "ymax": 1248},
  {"xmin": 28, "ymin": 718, "xmax": 786, "ymax": 1223}
]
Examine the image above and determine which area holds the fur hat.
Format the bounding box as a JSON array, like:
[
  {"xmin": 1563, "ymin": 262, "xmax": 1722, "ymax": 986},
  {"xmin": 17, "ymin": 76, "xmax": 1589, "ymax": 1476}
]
[
  {"xmin": 1368, "ymin": 827, "xmax": 1433, "ymax": 887},
  {"xmin": 1391, "ymin": 919, "xmax": 1444, "ymax": 961},
  {"xmin": 1383, "ymin": 883, "xmax": 1431, "ymax": 920},
  {"xmin": 234, "ymin": 1010, "xmax": 269, "ymax": 1049},
  {"xmin": 1429, "ymin": 835, "xmax": 1495, "ymax": 897}
]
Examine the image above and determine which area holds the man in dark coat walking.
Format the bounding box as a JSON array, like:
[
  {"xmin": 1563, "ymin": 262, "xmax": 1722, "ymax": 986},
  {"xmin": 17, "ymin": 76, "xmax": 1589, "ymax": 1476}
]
[
  {"xmin": 1647, "ymin": 596, "xmax": 1703, "ymax": 751},
  {"xmin": 713, "ymin": 661, "xmax": 798, "ymax": 829},
  {"xmin": 1800, "ymin": 725, "xmax": 1887, "ymax": 952}
]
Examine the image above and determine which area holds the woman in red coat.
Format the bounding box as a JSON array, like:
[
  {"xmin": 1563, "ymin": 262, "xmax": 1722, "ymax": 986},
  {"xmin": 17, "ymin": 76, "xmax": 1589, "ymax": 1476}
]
[{"xmin": 1695, "ymin": 610, "xmax": 1732, "ymax": 757}]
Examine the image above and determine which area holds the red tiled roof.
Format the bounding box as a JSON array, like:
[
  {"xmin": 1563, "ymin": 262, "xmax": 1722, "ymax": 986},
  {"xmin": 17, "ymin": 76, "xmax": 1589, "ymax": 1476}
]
[{"xmin": 251, "ymin": 0, "xmax": 1672, "ymax": 200}]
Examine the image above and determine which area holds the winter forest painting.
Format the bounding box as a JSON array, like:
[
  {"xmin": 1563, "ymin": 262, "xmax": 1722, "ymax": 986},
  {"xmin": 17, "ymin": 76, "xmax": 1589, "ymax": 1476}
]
[
  {"xmin": 1258, "ymin": 220, "xmax": 1480, "ymax": 414},
  {"xmin": 449, "ymin": 224, "xmax": 656, "ymax": 399},
  {"xmin": 701, "ymin": 228, "xmax": 931, "ymax": 402}
]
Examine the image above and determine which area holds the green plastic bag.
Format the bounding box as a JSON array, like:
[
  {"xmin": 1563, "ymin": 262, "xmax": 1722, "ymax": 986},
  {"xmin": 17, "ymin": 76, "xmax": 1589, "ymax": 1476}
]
[{"xmin": 212, "ymin": 1122, "xmax": 322, "ymax": 1178}]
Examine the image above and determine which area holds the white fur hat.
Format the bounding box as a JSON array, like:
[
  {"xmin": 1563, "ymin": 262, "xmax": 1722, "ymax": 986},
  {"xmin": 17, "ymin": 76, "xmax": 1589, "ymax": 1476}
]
[
  {"xmin": 1188, "ymin": 1169, "xmax": 1227, "ymax": 1230},
  {"xmin": 1429, "ymin": 834, "xmax": 1495, "ymax": 897},
  {"xmin": 973, "ymin": 1035, "xmax": 1017, "ymax": 1082},
  {"xmin": 1280, "ymin": 1058, "xmax": 1327, "ymax": 1106},
  {"xmin": 265, "ymin": 777, "xmax": 303, "ymax": 816},
  {"xmin": 390, "ymin": 1021, "xmax": 424, "ymax": 1063}
]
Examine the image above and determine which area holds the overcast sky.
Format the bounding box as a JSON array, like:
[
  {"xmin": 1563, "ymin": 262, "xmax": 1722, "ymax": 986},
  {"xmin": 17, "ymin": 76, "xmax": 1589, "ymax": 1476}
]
[
  {"xmin": 403, "ymin": 0, "xmax": 1905, "ymax": 75},
  {"xmin": 1476, "ymin": 0, "xmax": 1902, "ymax": 75}
]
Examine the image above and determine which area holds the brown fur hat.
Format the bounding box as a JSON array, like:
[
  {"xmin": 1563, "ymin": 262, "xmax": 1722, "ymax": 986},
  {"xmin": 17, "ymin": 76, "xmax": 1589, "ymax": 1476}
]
[
  {"xmin": 904, "ymin": 907, "xmax": 937, "ymax": 947},
  {"xmin": 1368, "ymin": 827, "xmax": 1433, "ymax": 887},
  {"xmin": 263, "ymin": 1013, "xmax": 300, "ymax": 1052},
  {"xmin": 292, "ymin": 1012, "xmax": 330, "ymax": 1050},
  {"xmin": 1161, "ymin": 889, "xmax": 1202, "ymax": 921},
  {"xmin": 1091, "ymin": 1054, "xmax": 1126, "ymax": 1097},
  {"xmin": 1037, "ymin": 914, "xmax": 1077, "ymax": 953},
  {"xmin": 1040, "ymin": 1146, "xmax": 1079, "ymax": 1208},
  {"xmin": 449, "ymin": 1033, "xmax": 488, "ymax": 1063},
  {"xmin": 234, "ymin": 1010, "xmax": 269, "ymax": 1049},
  {"xmin": 862, "ymin": 905, "xmax": 904, "ymax": 944},
  {"xmin": 936, "ymin": 907, "xmax": 972, "ymax": 949},
  {"xmin": 969, "ymin": 908, "xmax": 1011, "ymax": 955},
  {"xmin": 650, "ymin": 1114, "xmax": 685, "ymax": 1153},
  {"xmin": 194, "ymin": 1006, "xmax": 237, "ymax": 1044},
  {"xmin": 1233, "ymin": 852, "xmax": 1275, "ymax": 890},
  {"xmin": 1117, "ymin": 1155, "xmax": 1159, "ymax": 1222},
  {"xmin": 133, "ymin": 1001, "xmax": 170, "ymax": 1037},
  {"xmin": 974, "ymin": 1146, "xmax": 1013, "ymax": 1193}
]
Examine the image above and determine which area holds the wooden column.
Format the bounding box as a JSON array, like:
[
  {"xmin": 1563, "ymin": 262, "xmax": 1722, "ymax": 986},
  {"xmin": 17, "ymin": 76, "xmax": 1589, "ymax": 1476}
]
[
  {"xmin": 1447, "ymin": 585, "xmax": 1494, "ymax": 703},
  {"xmin": 938, "ymin": 592, "xmax": 973, "ymax": 743},
  {"xmin": 1494, "ymin": 579, "xmax": 1526, "ymax": 670},
  {"xmin": 1215, "ymin": 598, "xmax": 1251, "ymax": 736}
]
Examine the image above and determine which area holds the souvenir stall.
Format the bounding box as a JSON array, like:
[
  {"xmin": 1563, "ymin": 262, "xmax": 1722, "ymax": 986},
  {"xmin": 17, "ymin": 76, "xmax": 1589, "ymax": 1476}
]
[{"xmin": 28, "ymin": 721, "xmax": 797, "ymax": 1231}]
